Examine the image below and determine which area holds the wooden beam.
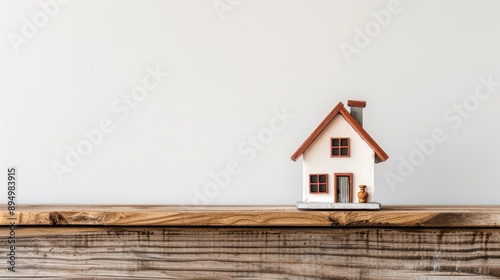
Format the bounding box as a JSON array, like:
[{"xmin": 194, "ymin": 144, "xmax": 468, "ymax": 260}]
[
  {"xmin": 2, "ymin": 227, "xmax": 499, "ymax": 278},
  {"xmin": 1, "ymin": 205, "xmax": 500, "ymax": 227},
  {"xmin": 2, "ymin": 206, "xmax": 500, "ymax": 278}
]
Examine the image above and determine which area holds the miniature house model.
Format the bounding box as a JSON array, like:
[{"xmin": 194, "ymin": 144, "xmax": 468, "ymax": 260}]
[{"xmin": 291, "ymin": 100, "xmax": 388, "ymax": 210}]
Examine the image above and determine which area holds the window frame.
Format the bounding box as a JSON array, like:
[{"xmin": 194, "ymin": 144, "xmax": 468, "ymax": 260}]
[
  {"xmin": 331, "ymin": 137, "xmax": 350, "ymax": 157},
  {"xmin": 309, "ymin": 174, "xmax": 329, "ymax": 194}
]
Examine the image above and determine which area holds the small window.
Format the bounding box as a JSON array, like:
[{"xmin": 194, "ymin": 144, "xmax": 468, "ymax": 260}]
[
  {"xmin": 309, "ymin": 174, "xmax": 328, "ymax": 193},
  {"xmin": 331, "ymin": 138, "xmax": 350, "ymax": 157}
]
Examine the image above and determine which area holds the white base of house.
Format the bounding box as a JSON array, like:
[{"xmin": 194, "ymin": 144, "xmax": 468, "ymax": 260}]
[{"xmin": 296, "ymin": 202, "xmax": 381, "ymax": 210}]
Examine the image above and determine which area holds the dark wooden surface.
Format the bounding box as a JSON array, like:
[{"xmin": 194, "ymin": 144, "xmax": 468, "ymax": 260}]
[
  {"xmin": 1, "ymin": 206, "xmax": 500, "ymax": 278},
  {"xmin": 2, "ymin": 226, "xmax": 500, "ymax": 279}
]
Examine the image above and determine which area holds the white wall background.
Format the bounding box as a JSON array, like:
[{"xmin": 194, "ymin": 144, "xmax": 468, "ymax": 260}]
[{"xmin": 1, "ymin": 0, "xmax": 500, "ymax": 205}]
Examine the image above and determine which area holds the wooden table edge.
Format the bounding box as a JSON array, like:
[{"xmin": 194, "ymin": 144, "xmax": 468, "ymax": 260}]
[{"xmin": 2, "ymin": 205, "xmax": 500, "ymax": 227}]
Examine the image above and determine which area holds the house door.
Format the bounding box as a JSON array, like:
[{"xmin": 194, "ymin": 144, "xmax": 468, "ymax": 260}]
[{"xmin": 335, "ymin": 173, "xmax": 353, "ymax": 203}]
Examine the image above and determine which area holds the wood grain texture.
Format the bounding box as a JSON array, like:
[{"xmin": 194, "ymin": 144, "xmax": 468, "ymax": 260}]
[
  {"xmin": 1, "ymin": 227, "xmax": 499, "ymax": 279},
  {"xmin": 1, "ymin": 205, "xmax": 500, "ymax": 227}
]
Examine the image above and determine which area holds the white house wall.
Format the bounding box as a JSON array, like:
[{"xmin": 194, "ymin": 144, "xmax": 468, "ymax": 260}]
[{"xmin": 302, "ymin": 114, "xmax": 375, "ymax": 203}]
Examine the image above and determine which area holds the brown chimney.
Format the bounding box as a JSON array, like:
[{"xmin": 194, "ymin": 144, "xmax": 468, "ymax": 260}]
[{"xmin": 347, "ymin": 100, "xmax": 366, "ymax": 127}]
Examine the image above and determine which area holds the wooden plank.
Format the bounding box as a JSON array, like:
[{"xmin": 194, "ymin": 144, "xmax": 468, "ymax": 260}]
[
  {"xmin": 1, "ymin": 227, "xmax": 499, "ymax": 279},
  {"xmin": 1, "ymin": 205, "xmax": 500, "ymax": 227}
]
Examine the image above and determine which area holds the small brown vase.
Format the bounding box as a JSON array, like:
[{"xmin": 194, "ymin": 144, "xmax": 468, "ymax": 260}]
[{"xmin": 357, "ymin": 185, "xmax": 368, "ymax": 203}]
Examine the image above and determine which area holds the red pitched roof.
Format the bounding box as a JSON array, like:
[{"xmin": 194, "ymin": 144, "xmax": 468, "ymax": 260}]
[{"xmin": 291, "ymin": 102, "xmax": 389, "ymax": 163}]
